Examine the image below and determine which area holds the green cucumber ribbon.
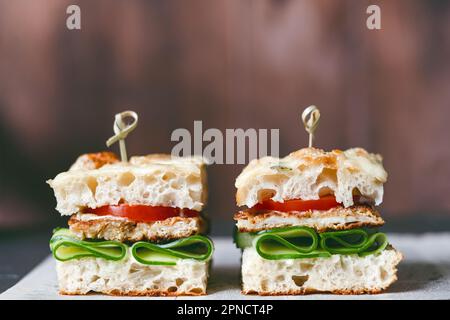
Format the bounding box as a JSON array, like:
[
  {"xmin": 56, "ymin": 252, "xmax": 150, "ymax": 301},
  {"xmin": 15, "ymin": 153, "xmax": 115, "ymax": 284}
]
[
  {"xmin": 50, "ymin": 228, "xmax": 214, "ymax": 265},
  {"xmin": 255, "ymin": 227, "xmax": 331, "ymax": 260},
  {"xmin": 132, "ymin": 236, "xmax": 214, "ymax": 266},
  {"xmin": 320, "ymin": 229, "xmax": 388, "ymax": 257},
  {"xmin": 50, "ymin": 228, "xmax": 127, "ymax": 261},
  {"xmin": 235, "ymin": 226, "xmax": 388, "ymax": 260}
]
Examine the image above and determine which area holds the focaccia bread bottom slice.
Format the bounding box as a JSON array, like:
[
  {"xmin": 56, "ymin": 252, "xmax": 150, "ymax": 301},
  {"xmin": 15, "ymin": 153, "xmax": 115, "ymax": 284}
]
[
  {"xmin": 56, "ymin": 256, "xmax": 209, "ymax": 296},
  {"xmin": 241, "ymin": 246, "xmax": 402, "ymax": 295}
]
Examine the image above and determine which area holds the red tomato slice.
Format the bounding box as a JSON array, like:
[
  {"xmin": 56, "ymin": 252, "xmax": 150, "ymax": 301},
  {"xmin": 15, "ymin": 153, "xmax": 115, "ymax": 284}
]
[
  {"xmin": 88, "ymin": 204, "xmax": 199, "ymax": 222},
  {"xmin": 252, "ymin": 195, "xmax": 340, "ymax": 212}
]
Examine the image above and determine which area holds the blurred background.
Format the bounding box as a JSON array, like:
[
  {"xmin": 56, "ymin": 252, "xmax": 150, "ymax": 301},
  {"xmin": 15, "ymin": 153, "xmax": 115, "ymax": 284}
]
[{"xmin": 1, "ymin": 0, "xmax": 450, "ymax": 237}]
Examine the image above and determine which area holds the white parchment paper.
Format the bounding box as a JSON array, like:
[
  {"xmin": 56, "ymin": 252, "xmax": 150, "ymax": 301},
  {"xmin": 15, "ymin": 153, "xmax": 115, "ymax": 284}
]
[{"xmin": 2, "ymin": 234, "xmax": 450, "ymax": 300}]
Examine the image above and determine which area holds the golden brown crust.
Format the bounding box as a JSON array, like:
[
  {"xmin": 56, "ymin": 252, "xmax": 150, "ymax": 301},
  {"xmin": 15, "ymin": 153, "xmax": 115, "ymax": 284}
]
[
  {"xmin": 288, "ymin": 148, "xmax": 340, "ymax": 169},
  {"xmin": 242, "ymin": 287, "xmax": 386, "ymax": 295},
  {"xmin": 234, "ymin": 205, "xmax": 384, "ymax": 233},
  {"xmin": 86, "ymin": 151, "xmax": 119, "ymax": 168},
  {"xmin": 69, "ymin": 152, "xmax": 119, "ymax": 171},
  {"xmin": 60, "ymin": 288, "xmax": 205, "ymax": 296},
  {"xmin": 68, "ymin": 214, "xmax": 205, "ymax": 242}
]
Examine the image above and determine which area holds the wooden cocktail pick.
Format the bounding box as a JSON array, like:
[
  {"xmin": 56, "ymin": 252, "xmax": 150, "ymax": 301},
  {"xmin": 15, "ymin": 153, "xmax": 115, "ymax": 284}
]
[
  {"xmin": 106, "ymin": 110, "xmax": 138, "ymax": 162},
  {"xmin": 301, "ymin": 105, "xmax": 320, "ymax": 148}
]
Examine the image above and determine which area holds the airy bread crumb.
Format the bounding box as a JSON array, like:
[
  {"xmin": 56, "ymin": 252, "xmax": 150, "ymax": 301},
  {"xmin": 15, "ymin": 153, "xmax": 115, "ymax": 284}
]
[
  {"xmin": 241, "ymin": 246, "xmax": 402, "ymax": 295},
  {"xmin": 47, "ymin": 154, "xmax": 208, "ymax": 215},
  {"xmin": 56, "ymin": 254, "xmax": 209, "ymax": 296},
  {"xmin": 235, "ymin": 147, "xmax": 387, "ymax": 208}
]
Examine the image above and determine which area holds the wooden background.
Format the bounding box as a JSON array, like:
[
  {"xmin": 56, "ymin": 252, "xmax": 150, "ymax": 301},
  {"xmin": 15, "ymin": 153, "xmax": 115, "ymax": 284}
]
[{"xmin": 0, "ymin": 0, "xmax": 449, "ymax": 231}]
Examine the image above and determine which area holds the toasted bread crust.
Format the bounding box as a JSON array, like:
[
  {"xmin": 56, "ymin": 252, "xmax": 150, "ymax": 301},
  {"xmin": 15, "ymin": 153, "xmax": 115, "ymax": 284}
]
[
  {"xmin": 242, "ymin": 287, "xmax": 386, "ymax": 295},
  {"xmin": 69, "ymin": 214, "xmax": 205, "ymax": 242},
  {"xmin": 234, "ymin": 205, "xmax": 384, "ymax": 233},
  {"xmin": 69, "ymin": 152, "xmax": 119, "ymax": 171},
  {"xmin": 60, "ymin": 288, "xmax": 205, "ymax": 296}
]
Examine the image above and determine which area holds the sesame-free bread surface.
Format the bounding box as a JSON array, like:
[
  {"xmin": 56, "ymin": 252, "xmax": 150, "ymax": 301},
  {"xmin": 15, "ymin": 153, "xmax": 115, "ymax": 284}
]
[
  {"xmin": 47, "ymin": 153, "xmax": 208, "ymax": 215},
  {"xmin": 241, "ymin": 246, "xmax": 402, "ymax": 295},
  {"xmin": 235, "ymin": 147, "xmax": 387, "ymax": 209},
  {"xmin": 56, "ymin": 254, "xmax": 209, "ymax": 296}
]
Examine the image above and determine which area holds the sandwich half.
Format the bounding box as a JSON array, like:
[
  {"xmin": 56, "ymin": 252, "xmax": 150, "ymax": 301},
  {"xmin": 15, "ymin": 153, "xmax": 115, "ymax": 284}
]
[
  {"xmin": 234, "ymin": 147, "xmax": 402, "ymax": 295},
  {"xmin": 47, "ymin": 152, "xmax": 213, "ymax": 296}
]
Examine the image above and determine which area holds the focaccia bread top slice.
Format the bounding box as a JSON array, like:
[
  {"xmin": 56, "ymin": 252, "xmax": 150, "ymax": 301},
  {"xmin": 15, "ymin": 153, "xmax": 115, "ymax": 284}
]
[
  {"xmin": 48, "ymin": 152, "xmax": 208, "ymax": 215},
  {"xmin": 235, "ymin": 147, "xmax": 387, "ymax": 208}
]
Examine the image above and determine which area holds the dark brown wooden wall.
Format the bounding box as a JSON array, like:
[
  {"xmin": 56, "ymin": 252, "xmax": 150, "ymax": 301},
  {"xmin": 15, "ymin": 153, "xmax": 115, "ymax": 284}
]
[{"xmin": 0, "ymin": 0, "xmax": 449, "ymax": 229}]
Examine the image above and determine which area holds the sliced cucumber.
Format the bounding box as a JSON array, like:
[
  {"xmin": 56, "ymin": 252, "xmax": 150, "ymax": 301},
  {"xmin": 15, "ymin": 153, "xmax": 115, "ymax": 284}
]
[
  {"xmin": 49, "ymin": 228, "xmax": 214, "ymax": 265},
  {"xmin": 234, "ymin": 231, "xmax": 256, "ymax": 249},
  {"xmin": 234, "ymin": 226, "xmax": 389, "ymax": 260},
  {"xmin": 131, "ymin": 235, "xmax": 214, "ymax": 265}
]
